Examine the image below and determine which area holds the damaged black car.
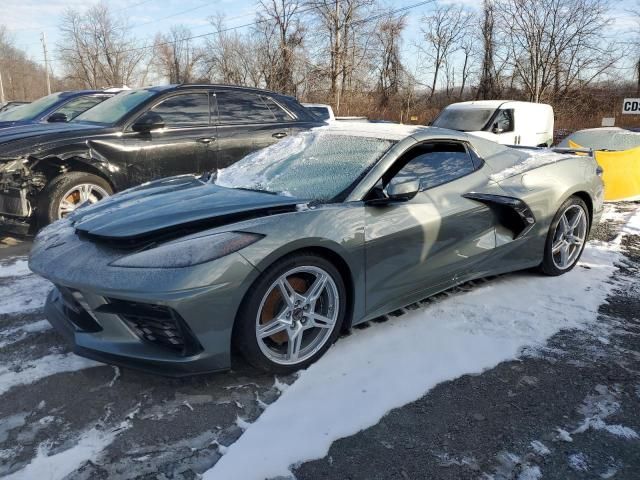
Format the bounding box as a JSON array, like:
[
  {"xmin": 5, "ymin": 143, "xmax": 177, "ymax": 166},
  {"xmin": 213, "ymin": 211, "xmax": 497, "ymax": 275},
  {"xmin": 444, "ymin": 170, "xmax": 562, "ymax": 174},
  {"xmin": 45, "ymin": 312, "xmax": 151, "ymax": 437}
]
[{"xmin": 0, "ymin": 84, "xmax": 320, "ymax": 234}]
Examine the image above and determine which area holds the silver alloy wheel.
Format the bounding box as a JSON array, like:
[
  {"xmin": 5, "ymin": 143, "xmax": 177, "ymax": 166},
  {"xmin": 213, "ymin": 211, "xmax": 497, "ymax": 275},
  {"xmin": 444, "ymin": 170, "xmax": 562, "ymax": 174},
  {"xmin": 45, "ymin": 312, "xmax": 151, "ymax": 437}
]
[
  {"xmin": 57, "ymin": 183, "xmax": 110, "ymax": 219},
  {"xmin": 551, "ymin": 204, "xmax": 588, "ymax": 270},
  {"xmin": 256, "ymin": 265, "xmax": 340, "ymax": 366}
]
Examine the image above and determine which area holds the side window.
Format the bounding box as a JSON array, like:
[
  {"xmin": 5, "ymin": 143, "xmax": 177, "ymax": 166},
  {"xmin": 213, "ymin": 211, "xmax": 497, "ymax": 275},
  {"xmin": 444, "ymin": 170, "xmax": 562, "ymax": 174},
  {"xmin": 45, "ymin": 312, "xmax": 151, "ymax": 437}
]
[
  {"xmin": 53, "ymin": 96, "xmax": 106, "ymax": 120},
  {"xmin": 149, "ymin": 93, "xmax": 210, "ymax": 127},
  {"xmin": 263, "ymin": 96, "xmax": 293, "ymax": 122},
  {"xmin": 395, "ymin": 142, "xmax": 476, "ymax": 191},
  {"xmin": 215, "ymin": 92, "xmax": 276, "ymax": 124},
  {"xmin": 494, "ymin": 109, "xmax": 514, "ymax": 132}
]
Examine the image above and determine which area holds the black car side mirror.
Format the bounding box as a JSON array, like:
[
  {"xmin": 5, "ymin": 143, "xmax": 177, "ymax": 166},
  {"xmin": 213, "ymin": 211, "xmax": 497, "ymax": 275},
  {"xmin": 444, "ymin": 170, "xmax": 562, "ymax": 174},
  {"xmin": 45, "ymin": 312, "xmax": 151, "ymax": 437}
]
[
  {"xmin": 47, "ymin": 112, "xmax": 68, "ymax": 123},
  {"xmin": 132, "ymin": 112, "xmax": 165, "ymax": 133}
]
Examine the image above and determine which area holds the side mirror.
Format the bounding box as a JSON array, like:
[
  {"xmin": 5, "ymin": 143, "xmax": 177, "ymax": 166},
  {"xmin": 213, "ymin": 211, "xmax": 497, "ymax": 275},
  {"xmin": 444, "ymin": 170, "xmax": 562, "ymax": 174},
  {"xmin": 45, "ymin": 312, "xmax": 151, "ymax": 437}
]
[
  {"xmin": 386, "ymin": 175, "xmax": 420, "ymax": 201},
  {"xmin": 132, "ymin": 112, "xmax": 165, "ymax": 133},
  {"xmin": 47, "ymin": 112, "xmax": 68, "ymax": 123},
  {"xmin": 492, "ymin": 123, "xmax": 504, "ymax": 134}
]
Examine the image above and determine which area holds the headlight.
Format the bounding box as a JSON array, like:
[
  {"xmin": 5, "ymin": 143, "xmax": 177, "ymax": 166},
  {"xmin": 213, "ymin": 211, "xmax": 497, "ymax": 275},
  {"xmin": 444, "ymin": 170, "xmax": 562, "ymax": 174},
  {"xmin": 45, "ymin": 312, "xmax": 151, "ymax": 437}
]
[
  {"xmin": 109, "ymin": 232, "xmax": 263, "ymax": 268},
  {"xmin": 0, "ymin": 159, "xmax": 23, "ymax": 173}
]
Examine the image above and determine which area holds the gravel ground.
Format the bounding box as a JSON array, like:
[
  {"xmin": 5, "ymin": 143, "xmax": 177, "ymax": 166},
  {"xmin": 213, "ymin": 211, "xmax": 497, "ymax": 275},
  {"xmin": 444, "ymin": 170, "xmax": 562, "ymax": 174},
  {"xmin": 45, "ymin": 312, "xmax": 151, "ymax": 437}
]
[{"xmin": 0, "ymin": 203, "xmax": 638, "ymax": 479}]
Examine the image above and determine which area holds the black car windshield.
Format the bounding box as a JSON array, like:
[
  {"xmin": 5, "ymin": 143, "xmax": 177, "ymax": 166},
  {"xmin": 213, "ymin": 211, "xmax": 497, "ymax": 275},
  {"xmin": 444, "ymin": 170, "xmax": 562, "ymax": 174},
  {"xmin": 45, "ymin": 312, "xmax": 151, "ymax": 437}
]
[
  {"xmin": 215, "ymin": 130, "xmax": 395, "ymax": 201},
  {"xmin": 432, "ymin": 107, "xmax": 495, "ymax": 131},
  {"xmin": 73, "ymin": 89, "xmax": 157, "ymax": 125},
  {"xmin": 0, "ymin": 93, "xmax": 64, "ymax": 121}
]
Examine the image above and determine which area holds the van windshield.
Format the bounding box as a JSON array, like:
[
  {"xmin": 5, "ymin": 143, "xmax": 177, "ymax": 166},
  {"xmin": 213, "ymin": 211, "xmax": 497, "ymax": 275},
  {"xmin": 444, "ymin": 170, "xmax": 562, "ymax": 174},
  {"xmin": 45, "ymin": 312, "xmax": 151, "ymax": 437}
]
[{"xmin": 432, "ymin": 108, "xmax": 495, "ymax": 132}]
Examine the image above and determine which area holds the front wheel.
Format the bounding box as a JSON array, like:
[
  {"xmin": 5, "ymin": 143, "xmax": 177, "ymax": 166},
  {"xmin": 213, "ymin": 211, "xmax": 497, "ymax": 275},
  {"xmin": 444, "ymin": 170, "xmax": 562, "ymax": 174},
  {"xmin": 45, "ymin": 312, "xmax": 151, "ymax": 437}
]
[
  {"xmin": 37, "ymin": 172, "xmax": 113, "ymax": 227},
  {"xmin": 540, "ymin": 196, "xmax": 590, "ymax": 276},
  {"xmin": 234, "ymin": 253, "xmax": 347, "ymax": 374}
]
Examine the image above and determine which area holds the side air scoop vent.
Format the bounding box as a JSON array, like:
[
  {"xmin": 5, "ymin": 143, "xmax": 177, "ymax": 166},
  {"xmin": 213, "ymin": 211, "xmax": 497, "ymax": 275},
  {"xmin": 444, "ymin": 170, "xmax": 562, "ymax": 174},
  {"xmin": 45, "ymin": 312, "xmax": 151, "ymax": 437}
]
[{"xmin": 462, "ymin": 193, "xmax": 536, "ymax": 239}]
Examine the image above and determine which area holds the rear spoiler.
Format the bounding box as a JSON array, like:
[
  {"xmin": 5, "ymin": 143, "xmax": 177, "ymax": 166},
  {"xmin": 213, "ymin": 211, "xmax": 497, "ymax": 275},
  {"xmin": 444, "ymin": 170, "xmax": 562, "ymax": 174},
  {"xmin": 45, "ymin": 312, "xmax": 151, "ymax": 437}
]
[{"xmin": 507, "ymin": 145, "xmax": 594, "ymax": 157}]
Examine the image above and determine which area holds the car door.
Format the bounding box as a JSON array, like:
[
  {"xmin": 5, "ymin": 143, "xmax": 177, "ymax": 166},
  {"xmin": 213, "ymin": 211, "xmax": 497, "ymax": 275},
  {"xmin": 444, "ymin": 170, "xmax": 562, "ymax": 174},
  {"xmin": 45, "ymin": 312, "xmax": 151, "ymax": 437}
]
[
  {"xmin": 364, "ymin": 141, "xmax": 499, "ymax": 316},
  {"xmin": 213, "ymin": 90, "xmax": 292, "ymax": 169},
  {"xmin": 119, "ymin": 92, "xmax": 215, "ymax": 185}
]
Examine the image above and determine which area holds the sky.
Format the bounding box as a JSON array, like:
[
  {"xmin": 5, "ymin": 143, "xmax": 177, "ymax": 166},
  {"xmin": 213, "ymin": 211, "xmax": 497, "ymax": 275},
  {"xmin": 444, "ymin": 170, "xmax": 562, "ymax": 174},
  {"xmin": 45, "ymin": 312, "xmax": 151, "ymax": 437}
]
[{"xmin": 1, "ymin": 0, "xmax": 637, "ymax": 79}]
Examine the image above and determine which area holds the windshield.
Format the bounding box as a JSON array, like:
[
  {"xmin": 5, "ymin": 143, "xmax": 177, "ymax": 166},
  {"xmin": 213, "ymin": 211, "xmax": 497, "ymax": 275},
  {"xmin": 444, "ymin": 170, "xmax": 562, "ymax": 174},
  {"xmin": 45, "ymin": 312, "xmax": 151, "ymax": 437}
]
[
  {"xmin": 74, "ymin": 89, "xmax": 157, "ymax": 125},
  {"xmin": 215, "ymin": 130, "xmax": 395, "ymax": 201},
  {"xmin": 432, "ymin": 107, "xmax": 495, "ymax": 132},
  {"xmin": 0, "ymin": 93, "xmax": 64, "ymax": 121}
]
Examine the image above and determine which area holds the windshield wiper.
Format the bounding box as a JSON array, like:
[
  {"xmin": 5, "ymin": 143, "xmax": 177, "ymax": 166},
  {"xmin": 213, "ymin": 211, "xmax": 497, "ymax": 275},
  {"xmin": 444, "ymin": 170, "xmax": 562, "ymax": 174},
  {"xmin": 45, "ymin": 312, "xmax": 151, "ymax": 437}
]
[{"xmin": 232, "ymin": 186, "xmax": 279, "ymax": 195}]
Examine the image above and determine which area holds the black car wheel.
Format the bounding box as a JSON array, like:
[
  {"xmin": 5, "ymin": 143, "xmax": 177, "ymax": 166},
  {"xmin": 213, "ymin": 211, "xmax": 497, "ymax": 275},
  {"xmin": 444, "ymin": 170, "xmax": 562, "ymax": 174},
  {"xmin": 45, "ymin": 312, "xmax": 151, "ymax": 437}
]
[
  {"xmin": 38, "ymin": 172, "xmax": 113, "ymax": 227},
  {"xmin": 540, "ymin": 196, "xmax": 590, "ymax": 276},
  {"xmin": 235, "ymin": 252, "xmax": 347, "ymax": 374}
]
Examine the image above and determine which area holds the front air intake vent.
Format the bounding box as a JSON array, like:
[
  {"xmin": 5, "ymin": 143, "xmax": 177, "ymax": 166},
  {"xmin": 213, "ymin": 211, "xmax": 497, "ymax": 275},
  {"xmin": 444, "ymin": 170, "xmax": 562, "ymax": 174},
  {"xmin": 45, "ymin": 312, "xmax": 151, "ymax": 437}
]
[{"xmin": 97, "ymin": 300, "xmax": 202, "ymax": 356}]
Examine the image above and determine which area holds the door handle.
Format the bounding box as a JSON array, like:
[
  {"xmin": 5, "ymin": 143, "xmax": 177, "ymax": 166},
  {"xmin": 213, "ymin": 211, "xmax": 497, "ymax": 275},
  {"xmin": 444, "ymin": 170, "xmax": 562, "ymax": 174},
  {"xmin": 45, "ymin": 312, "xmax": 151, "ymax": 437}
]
[
  {"xmin": 272, "ymin": 132, "xmax": 287, "ymax": 139},
  {"xmin": 197, "ymin": 137, "xmax": 216, "ymax": 144}
]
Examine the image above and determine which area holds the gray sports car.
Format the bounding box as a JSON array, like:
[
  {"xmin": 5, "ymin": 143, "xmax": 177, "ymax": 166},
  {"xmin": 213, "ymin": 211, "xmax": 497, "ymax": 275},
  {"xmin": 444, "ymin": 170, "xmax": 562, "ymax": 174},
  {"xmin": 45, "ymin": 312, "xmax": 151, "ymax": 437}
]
[{"xmin": 29, "ymin": 124, "xmax": 604, "ymax": 376}]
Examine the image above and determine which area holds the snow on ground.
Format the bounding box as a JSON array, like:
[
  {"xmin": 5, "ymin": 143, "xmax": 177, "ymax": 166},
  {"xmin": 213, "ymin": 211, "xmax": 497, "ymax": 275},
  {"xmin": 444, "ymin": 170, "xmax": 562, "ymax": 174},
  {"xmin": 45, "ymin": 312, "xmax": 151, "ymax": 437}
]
[
  {"xmin": 5, "ymin": 419, "xmax": 132, "ymax": 480},
  {"xmin": 0, "ymin": 320, "xmax": 51, "ymax": 349},
  {"xmin": 0, "ymin": 353, "xmax": 100, "ymax": 397},
  {"xmin": 206, "ymin": 210, "xmax": 638, "ymax": 480},
  {"xmin": 0, "ymin": 263, "xmax": 52, "ymax": 315},
  {"xmin": 0, "ymin": 258, "xmax": 30, "ymax": 278}
]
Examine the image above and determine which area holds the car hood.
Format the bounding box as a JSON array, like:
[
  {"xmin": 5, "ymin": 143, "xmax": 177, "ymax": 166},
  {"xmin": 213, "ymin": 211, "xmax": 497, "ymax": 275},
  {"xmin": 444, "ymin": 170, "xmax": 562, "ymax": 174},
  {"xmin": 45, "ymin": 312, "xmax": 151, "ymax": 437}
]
[
  {"xmin": 71, "ymin": 175, "xmax": 304, "ymax": 240},
  {"xmin": 0, "ymin": 122, "xmax": 109, "ymax": 157}
]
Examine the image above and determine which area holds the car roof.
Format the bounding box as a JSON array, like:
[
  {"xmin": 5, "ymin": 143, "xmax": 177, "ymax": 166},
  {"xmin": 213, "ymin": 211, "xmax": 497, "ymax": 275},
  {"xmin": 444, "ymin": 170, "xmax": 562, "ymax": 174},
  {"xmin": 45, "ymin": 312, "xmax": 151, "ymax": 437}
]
[{"xmin": 58, "ymin": 90, "xmax": 115, "ymax": 97}]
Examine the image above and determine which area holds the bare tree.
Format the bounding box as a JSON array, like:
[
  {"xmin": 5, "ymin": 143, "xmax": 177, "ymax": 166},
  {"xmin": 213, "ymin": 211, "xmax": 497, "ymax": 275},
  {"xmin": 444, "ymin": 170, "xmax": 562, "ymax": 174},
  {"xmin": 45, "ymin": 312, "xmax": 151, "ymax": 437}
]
[
  {"xmin": 306, "ymin": 0, "xmax": 375, "ymax": 112},
  {"xmin": 255, "ymin": 0, "xmax": 305, "ymax": 94},
  {"xmin": 419, "ymin": 4, "xmax": 473, "ymax": 99},
  {"xmin": 458, "ymin": 36, "xmax": 475, "ymax": 98},
  {"xmin": 153, "ymin": 25, "xmax": 204, "ymax": 83},
  {"xmin": 496, "ymin": 0, "xmax": 621, "ymax": 102},
  {"xmin": 202, "ymin": 15, "xmax": 262, "ymax": 87},
  {"xmin": 375, "ymin": 13, "xmax": 406, "ymax": 106},
  {"xmin": 477, "ymin": 0, "xmax": 497, "ymax": 99},
  {"xmin": 0, "ymin": 25, "xmax": 56, "ymax": 100},
  {"xmin": 57, "ymin": 3, "xmax": 146, "ymax": 88}
]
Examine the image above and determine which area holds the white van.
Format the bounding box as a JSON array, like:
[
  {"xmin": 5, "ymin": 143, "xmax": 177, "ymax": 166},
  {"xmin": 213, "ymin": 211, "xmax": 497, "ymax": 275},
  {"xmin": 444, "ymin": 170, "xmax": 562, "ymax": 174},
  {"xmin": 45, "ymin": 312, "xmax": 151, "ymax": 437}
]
[{"xmin": 431, "ymin": 100, "xmax": 554, "ymax": 147}]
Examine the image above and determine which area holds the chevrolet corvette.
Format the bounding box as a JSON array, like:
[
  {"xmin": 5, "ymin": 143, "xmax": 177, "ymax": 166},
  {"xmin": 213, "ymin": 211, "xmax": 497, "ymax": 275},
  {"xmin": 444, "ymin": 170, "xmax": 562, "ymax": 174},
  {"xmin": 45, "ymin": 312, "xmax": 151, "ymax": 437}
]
[{"xmin": 29, "ymin": 124, "xmax": 604, "ymax": 375}]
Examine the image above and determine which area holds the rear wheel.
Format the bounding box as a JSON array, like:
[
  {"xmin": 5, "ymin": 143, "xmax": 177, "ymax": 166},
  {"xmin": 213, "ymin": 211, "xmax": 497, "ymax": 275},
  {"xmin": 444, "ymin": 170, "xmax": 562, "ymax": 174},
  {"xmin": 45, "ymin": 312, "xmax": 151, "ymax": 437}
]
[
  {"xmin": 37, "ymin": 172, "xmax": 112, "ymax": 227},
  {"xmin": 540, "ymin": 196, "xmax": 589, "ymax": 276},
  {"xmin": 235, "ymin": 253, "xmax": 347, "ymax": 374}
]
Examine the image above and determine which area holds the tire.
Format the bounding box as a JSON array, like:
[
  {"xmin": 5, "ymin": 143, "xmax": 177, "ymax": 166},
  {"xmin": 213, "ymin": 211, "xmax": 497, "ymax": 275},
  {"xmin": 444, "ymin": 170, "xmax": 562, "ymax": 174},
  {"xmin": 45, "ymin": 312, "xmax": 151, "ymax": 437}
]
[
  {"xmin": 37, "ymin": 172, "xmax": 113, "ymax": 227},
  {"xmin": 234, "ymin": 252, "xmax": 347, "ymax": 374},
  {"xmin": 539, "ymin": 196, "xmax": 590, "ymax": 276}
]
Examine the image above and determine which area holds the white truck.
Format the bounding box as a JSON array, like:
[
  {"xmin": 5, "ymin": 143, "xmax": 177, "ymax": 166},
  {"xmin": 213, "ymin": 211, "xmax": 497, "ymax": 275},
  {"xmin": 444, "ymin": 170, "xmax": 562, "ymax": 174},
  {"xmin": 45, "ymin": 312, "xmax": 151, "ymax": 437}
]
[{"xmin": 431, "ymin": 100, "xmax": 554, "ymax": 147}]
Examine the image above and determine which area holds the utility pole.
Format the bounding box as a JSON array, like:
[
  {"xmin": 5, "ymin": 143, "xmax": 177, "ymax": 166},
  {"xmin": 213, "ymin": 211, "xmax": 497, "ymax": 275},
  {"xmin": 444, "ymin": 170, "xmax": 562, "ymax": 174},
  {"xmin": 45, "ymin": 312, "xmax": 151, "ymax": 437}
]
[
  {"xmin": 0, "ymin": 70, "xmax": 5, "ymax": 105},
  {"xmin": 41, "ymin": 32, "xmax": 51, "ymax": 95}
]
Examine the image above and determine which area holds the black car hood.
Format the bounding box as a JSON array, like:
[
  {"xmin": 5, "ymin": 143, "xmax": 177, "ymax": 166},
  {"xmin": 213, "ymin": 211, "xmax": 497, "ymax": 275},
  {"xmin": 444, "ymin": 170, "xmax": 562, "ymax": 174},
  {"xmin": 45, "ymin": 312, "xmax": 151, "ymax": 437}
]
[
  {"xmin": 0, "ymin": 122, "xmax": 109, "ymax": 156},
  {"xmin": 72, "ymin": 176, "xmax": 303, "ymax": 240}
]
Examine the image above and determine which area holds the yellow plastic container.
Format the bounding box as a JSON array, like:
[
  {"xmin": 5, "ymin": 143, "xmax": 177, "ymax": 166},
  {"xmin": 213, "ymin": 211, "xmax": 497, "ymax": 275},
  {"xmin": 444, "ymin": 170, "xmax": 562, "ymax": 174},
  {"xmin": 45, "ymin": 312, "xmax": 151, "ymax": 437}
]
[{"xmin": 569, "ymin": 140, "xmax": 640, "ymax": 202}]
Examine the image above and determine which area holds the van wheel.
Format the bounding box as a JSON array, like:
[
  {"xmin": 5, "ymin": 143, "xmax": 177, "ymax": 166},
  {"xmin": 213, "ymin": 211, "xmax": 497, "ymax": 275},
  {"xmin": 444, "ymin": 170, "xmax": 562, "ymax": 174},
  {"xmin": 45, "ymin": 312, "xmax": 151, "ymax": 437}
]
[{"xmin": 37, "ymin": 172, "xmax": 112, "ymax": 227}]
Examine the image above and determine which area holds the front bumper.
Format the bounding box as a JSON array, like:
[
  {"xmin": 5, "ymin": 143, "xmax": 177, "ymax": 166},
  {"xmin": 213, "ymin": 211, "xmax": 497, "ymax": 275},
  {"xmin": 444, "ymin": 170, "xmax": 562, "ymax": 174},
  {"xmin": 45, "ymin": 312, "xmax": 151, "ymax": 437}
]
[
  {"xmin": 33, "ymin": 221, "xmax": 261, "ymax": 377},
  {"xmin": 45, "ymin": 288, "xmax": 233, "ymax": 377}
]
